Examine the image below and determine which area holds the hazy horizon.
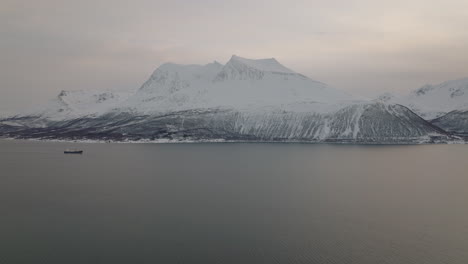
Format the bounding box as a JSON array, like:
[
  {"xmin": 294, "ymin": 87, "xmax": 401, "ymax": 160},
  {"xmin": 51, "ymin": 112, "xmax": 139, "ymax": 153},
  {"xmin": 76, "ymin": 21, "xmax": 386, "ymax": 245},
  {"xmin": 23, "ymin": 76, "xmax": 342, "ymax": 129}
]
[{"xmin": 2, "ymin": 0, "xmax": 468, "ymax": 112}]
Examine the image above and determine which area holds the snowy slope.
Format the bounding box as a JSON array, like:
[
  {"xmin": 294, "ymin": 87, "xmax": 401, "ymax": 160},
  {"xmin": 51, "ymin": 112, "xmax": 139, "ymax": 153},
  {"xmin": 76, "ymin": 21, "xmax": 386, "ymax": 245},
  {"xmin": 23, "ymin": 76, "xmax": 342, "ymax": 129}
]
[
  {"xmin": 0, "ymin": 102, "xmax": 450, "ymax": 143},
  {"xmin": 0, "ymin": 89, "xmax": 133, "ymax": 130},
  {"xmin": 122, "ymin": 55, "xmax": 356, "ymax": 114},
  {"xmin": 33, "ymin": 90, "xmax": 133, "ymax": 120},
  {"xmin": 376, "ymin": 78, "xmax": 468, "ymax": 119}
]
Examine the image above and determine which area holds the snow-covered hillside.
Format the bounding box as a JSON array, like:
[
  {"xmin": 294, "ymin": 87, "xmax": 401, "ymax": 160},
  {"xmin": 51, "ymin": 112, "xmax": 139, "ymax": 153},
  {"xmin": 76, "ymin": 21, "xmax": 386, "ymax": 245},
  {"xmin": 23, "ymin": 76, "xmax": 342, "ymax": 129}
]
[
  {"xmin": 0, "ymin": 101, "xmax": 450, "ymax": 143},
  {"xmin": 376, "ymin": 78, "xmax": 468, "ymax": 120},
  {"xmin": 27, "ymin": 90, "xmax": 132, "ymax": 121},
  {"xmin": 123, "ymin": 55, "xmax": 356, "ymax": 114}
]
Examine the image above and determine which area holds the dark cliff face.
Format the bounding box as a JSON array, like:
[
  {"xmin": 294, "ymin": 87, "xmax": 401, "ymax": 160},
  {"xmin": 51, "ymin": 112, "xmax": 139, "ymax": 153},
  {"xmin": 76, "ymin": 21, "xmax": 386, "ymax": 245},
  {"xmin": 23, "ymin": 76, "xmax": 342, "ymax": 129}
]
[{"xmin": 0, "ymin": 102, "xmax": 455, "ymax": 144}]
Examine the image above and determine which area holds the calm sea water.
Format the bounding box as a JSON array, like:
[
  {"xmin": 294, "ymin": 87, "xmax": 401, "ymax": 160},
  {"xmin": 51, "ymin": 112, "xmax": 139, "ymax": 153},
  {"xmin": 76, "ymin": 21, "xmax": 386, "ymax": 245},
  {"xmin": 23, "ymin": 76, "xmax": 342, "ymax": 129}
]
[{"xmin": 1, "ymin": 140, "xmax": 468, "ymax": 264}]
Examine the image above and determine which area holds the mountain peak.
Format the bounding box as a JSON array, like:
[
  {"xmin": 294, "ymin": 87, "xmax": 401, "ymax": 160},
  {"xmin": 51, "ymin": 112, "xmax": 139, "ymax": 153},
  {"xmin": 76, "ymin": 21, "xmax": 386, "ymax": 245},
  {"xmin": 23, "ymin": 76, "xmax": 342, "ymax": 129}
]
[
  {"xmin": 214, "ymin": 55, "xmax": 299, "ymax": 81},
  {"xmin": 375, "ymin": 92, "xmax": 397, "ymax": 103},
  {"xmin": 226, "ymin": 55, "xmax": 296, "ymax": 74}
]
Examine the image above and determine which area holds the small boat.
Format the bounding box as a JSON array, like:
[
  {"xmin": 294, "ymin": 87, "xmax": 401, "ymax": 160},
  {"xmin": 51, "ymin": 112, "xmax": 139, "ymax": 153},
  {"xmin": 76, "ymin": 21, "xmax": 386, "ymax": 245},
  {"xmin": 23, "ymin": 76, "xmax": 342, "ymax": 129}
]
[{"xmin": 64, "ymin": 149, "xmax": 83, "ymax": 154}]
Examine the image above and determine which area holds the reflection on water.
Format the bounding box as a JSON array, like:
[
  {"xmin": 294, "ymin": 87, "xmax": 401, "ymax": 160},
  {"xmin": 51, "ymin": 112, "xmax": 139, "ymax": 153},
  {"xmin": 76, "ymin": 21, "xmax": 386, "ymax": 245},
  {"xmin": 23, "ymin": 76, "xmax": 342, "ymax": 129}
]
[{"xmin": 1, "ymin": 140, "xmax": 468, "ymax": 263}]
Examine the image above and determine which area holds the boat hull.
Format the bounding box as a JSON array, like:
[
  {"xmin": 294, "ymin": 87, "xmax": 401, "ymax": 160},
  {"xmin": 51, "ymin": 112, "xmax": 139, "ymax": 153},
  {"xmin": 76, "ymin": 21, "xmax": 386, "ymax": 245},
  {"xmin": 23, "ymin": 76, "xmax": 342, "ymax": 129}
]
[{"xmin": 64, "ymin": 151, "xmax": 83, "ymax": 154}]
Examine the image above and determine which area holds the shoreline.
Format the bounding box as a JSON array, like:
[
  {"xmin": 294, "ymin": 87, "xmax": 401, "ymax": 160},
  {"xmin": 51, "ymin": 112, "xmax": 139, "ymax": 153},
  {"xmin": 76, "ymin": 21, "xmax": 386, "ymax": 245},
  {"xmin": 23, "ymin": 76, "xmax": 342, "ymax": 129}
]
[{"xmin": 1, "ymin": 137, "xmax": 465, "ymax": 145}]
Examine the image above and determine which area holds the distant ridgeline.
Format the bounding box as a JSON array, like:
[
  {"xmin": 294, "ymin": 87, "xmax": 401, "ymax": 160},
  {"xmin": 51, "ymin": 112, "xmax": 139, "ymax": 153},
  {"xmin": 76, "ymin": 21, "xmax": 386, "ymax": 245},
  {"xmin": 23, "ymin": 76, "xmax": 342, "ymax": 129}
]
[{"xmin": 0, "ymin": 55, "xmax": 466, "ymax": 143}]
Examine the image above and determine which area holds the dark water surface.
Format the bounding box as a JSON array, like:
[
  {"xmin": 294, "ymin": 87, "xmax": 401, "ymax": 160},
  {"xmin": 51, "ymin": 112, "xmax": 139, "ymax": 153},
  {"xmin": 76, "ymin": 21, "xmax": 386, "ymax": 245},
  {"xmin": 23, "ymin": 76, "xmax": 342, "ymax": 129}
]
[{"xmin": 1, "ymin": 140, "xmax": 468, "ymax": 263}]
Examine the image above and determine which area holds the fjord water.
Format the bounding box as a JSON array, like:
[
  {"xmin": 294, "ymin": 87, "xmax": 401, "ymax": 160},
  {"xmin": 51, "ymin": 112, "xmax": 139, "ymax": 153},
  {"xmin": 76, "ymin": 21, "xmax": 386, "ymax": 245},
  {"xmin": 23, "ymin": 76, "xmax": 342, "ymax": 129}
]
[{"xmin": 1, "ymin": 140, "xmax": 468, "ymax": 264}]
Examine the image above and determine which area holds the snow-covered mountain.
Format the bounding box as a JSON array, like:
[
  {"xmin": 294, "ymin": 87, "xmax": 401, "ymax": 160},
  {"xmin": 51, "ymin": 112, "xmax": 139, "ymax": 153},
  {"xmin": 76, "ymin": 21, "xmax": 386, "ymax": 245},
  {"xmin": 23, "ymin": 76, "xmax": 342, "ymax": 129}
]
[
  {"xmin": 0, "ymin": 55, "xmax": 457, "ymax": 143},
  {"xmin": 373, "ymin": 78, "xmax": 468, "ymax": 134},
  {"xmin": 122, "ymin": 55, "xmax": 355, "ymax": 114},
  {"xmin": 26, "ymin": 89, "xmax": 132, "ymax": 121},
  {"xmin": 376, "ymin": 78, "xmax": 468, "ymax": 120},
  {"xmin": 0, "ymin": 89, "xmax": 133, "ymax": 130}
]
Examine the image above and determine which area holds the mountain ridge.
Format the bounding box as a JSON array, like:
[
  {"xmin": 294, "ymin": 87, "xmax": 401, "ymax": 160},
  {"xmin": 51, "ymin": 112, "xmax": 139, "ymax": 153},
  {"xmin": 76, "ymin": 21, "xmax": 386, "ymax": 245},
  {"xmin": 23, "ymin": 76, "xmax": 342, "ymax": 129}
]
[{"xmin": 0, "ymin": 55, "xmax": 462, "ymax": 143}]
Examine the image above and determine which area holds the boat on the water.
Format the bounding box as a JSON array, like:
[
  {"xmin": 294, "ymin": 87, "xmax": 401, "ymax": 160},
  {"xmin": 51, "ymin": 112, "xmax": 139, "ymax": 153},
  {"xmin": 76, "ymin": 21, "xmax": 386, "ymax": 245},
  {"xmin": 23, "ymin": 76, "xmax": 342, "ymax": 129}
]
[{"xmin": 64, "ymin": 149, "xmax": 83, "ymax": 154}]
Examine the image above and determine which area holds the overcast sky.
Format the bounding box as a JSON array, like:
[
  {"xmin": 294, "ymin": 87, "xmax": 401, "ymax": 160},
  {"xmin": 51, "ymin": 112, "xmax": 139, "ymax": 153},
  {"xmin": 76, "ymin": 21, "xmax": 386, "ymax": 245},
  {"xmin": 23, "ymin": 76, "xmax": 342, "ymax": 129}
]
[{"xmin": 1, "ymin": 0, "xmax": 468, "ymax": 112}]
